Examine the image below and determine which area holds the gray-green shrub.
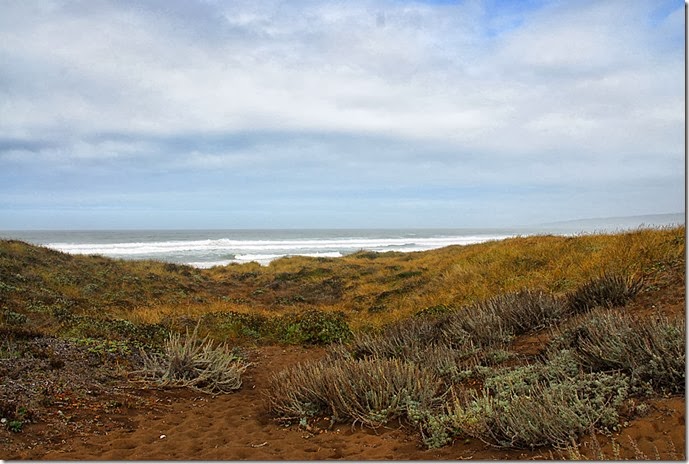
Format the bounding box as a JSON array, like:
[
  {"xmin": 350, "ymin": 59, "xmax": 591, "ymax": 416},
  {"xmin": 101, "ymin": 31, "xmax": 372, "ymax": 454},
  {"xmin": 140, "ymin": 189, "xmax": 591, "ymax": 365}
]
[
  {"xmin": 551, "ymin": 311, "xmax": 685, "ymax": 393},
  {"xmin": 566, "ymin": 273, "xmax": 643, "ymax": 314},
  {"xmin": 268, "ymin": 357, "xmax": 443, "ymax": 428},
  {"xmin": 134, "ymin": 324, "xmax": 249, "ymax": 394}
]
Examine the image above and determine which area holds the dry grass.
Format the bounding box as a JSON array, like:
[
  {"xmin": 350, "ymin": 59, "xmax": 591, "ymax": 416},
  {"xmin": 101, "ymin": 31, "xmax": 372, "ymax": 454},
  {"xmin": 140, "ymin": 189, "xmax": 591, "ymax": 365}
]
[
  {"xmin": 267, "ymin": 357, "xmax": 443, "ymax": 428},
  {"xmin": 1, "ymin": 226, "xmax": 683, "ymax": 341},
  {"xmin": 551, "ymin": 310, "xmax": 685, "ymax": 393},
  {"xmin": 131, "ymin": 324, "xmax": 250, "ymax": 394},
  {"xmin": 556, "ymin": 433, "xmax": 681, "ymax": 460}
]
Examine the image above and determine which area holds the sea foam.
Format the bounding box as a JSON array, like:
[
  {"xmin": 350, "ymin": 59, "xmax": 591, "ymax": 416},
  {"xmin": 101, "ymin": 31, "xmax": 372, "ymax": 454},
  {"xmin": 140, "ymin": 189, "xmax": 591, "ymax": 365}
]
[{"xmin": 39, "ymin": 231, "xmax": 515, "ymax": 267}]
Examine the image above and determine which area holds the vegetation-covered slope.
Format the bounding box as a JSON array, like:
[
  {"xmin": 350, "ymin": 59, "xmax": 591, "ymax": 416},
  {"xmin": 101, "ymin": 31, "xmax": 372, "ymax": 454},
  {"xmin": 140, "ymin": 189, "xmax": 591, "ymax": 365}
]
[
  {"xmin": 0, "ymin": 226, "xmax": 685, "ymax": 457},
  {"xmin": 1, "ymin": 226, "xmax": 684, "ymax": 343}
]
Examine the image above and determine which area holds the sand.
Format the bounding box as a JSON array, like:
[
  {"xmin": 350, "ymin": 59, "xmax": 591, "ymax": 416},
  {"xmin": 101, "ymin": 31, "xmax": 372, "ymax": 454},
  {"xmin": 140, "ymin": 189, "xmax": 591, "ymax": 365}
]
[{"xmin": 4, "ymin": 344, "xmax": 684, "ymax": 461}]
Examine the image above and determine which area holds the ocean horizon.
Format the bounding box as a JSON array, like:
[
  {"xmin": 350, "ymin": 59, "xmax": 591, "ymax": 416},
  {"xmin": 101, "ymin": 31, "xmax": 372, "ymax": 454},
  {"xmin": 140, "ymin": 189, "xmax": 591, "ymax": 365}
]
[
  {"xmin": 0, "ymin": 213, "xmax": 683, "ymax": 268},
  {"xmin": 0, "ymin": 228, "xmax": 523, "ymax": 268}
]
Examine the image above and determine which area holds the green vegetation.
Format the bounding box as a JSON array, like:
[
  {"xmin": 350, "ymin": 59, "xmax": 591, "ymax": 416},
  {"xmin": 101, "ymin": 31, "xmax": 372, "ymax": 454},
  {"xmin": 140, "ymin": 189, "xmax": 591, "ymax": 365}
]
[
  {"xmin": 268, "ymin": 357, "xmax": 442, "ymax": 428},
  {"xmin": 550, "ymin": 311, "xmax": 685, "ymax": 393},
  {"xmin": 132, "ymin": 324, "xmax": 250, "ymax": 394},
  {"xmin": 0, "ymin": 226, "xmax": 684, "ymax": 453},
  {"xmin": 268, "ymin": 286, "xmax": 684, "ymax": 449},
  {"xmin": 566, "ymin": 272, "xmax": 644, "ymax": 314},
  {"xmin": 1, "ymin": 226, "xmax": 684, "ymax": 339}
]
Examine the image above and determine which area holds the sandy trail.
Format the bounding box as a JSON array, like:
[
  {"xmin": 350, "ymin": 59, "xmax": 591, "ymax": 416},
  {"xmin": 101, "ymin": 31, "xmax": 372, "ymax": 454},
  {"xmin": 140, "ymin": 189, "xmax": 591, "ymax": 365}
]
[
  {"xmin": 26, "ymin": 346, "xmax": 513, "ymax": 460},
  {"xmin": 13, "ymin": 345, "xmax": 686, "ymax": 461}
]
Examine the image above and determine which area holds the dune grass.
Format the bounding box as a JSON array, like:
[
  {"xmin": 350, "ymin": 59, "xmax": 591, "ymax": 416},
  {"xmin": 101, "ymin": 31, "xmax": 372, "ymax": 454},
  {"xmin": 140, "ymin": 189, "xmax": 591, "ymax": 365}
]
[
  {"xmin": 0, "ymin": 225, "xmax": 685, "ymax": 453},
  {"xmin": 1, "ymin": 226, "xmax": 683, "ymax": 342},
  {"xmin": 131, "ymin": 323, "xmax": 250, "ymax": 394}
]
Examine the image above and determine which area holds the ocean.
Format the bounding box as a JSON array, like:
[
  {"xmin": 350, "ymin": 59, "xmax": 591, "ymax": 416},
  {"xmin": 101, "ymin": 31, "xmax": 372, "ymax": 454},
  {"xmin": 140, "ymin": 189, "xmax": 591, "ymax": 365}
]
[
  {"xmin": 1, "ymin": 214, "xmax": 682, "ymax": 268},
  {"xmin": 0, "ymin": 228, "xmax": 525, "ymax": 268}
]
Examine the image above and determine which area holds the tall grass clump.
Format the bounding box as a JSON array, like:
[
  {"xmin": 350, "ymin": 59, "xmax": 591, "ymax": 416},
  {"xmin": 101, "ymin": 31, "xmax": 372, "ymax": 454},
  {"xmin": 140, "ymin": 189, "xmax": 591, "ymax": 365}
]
[
  {"xmin": 133, "ymin": 324, "xmax": 250, "ymax": 394},
  {"xmin": 347, "ymin": 289, "xmax": 565, "ymax": 362},
  {"xmin": 456, "ymin": 289, "xmax": 567, "ymax": 346},
  {"xmin": 551, "ymin": 311, "xmax": 685, "ymax": 393},
  {"xmin": 346, "ymin": 316, "xmax": 452, "ymax": 360},
  {"xmin": 268, "ymin": 357, "xmax": 443, "ymax": 428},
  {"xmin": 566, "ymin": 273, "xmax": 643, "ymax": 314}
]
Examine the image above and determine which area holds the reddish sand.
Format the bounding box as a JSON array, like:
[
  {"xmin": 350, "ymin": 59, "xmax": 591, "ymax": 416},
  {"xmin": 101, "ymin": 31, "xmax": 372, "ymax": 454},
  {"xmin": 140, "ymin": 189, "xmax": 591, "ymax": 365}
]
[{"xmin": 5, "ymin": 344, "xmax": 684, "ymax": 461}]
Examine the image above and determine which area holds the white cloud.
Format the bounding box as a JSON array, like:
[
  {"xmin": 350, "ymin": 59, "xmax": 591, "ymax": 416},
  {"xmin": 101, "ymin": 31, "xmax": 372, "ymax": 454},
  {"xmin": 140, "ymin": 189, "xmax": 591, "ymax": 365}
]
[{"xmin": 0, "ymin": 0, "xmax": 683, "ymax": 228}]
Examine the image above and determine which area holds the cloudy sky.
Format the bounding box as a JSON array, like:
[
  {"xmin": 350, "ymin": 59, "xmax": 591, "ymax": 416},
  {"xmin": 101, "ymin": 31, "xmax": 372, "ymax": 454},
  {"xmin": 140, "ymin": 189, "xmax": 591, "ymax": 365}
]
[{"xmin": 0, "ymin": 0, "xmax": 684, "ymax": 230}]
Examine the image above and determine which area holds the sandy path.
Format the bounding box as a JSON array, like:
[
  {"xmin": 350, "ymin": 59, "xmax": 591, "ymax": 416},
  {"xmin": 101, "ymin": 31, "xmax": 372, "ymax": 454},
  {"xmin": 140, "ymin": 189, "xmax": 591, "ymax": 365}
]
[
  {"xmin": 29, "ymin": 346, "xmax": 499, "ymax": 460},
  {"xmin": 17, "ymin": 345, "xmax": 686, "ymax": 460}
]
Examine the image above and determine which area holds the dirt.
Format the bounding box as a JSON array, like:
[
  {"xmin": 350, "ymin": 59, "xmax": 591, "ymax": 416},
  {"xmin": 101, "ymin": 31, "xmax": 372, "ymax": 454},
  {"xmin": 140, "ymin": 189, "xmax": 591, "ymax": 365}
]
[
  {"xmin": 1, "ymin": 341, "xmax": 684, "ymax": 461},
  {"xmin": 2, "ymin": 269, "xmax": 685, "ymax": 461}
]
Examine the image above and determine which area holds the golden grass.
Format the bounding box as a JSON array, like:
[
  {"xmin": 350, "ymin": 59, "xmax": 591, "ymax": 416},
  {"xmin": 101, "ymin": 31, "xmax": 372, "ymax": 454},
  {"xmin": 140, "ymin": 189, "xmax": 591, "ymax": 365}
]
[{"xmin": 0, "ymin": 226, "xmax": 684, "ymax": 339}]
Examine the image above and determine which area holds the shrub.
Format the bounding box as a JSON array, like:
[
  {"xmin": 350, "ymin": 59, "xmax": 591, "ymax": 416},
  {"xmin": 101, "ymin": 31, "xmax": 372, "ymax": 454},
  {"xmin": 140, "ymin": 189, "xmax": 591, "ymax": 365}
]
[
  {"xmin": 566, "ymin": 273, "xmax": 643, "ymax": 314},
  {"xmin": 107, "ymin": 319, "xmax": 169, "ymax": 347},
  {"xmin": 346, "ymin": 316, "xmax": 441, "ymax": 360},
  {"xmin": 456, "ymin": 290, "xmax": 567, "ymax": 346},
  {"xmin": 451, "ymin": 304, "xmax": 513, "ymax": 347},
  {"xmin": 346, "ymin": 308, "xmax": 482, "ymax": 363},
  {"xmin": 133, "ymin": 324, "xmax": 250, "ymax": 394},
  {"xmin": 414, "ymin": 304, "xmax": 453, "ymax": 318},
  {"xmin": 278, "ymin": 309, "xmax": 352, "ymax": 345},
  {"xmin": 479, "ymin": 290, "xmax": 567, "ymax": 334},
  {"xmin": 8, "ymin": 420, "xmax": 23, "ymax": 433},
  {"xmin": 201, "ymin": 311, "xmax": 269, "ymax": 340},
  {"xmin": 2, "ymin": 310, "xmax": 27, "ymax": 326},
  {"xmin": 551, "ymin": 311, "xmax": 685, "ymax": 393},
  {"xmin": 60, "ymin": 316, "xmax": 169, "ymax": 350},
  {"xmin": 268, "ymin": 357, "xmax": 443, "ymax": 428},
  {"xmin": 450, "ymin": 371, "xmax": 629, "ymax": 448},
  {"xmin": 446, "ymin": 351, "xmax": 630, "ymax": 449},
  {"xmin": 0, "ymin": 401, "xmax": 32, "ymax": 433}
]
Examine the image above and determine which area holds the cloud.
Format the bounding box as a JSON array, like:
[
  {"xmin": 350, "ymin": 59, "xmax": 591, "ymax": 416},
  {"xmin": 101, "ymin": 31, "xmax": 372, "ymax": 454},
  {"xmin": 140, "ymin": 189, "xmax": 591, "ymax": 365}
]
[{"xmin": 0, "ymin": 0, "xmax": 683, "ymax": 228}]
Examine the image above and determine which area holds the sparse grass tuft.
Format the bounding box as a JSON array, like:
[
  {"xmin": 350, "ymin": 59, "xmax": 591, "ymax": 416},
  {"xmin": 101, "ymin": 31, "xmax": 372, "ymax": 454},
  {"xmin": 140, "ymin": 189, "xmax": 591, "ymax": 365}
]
[
  {"xmin": 558, "ymin": 433, "xmax": 682, "ymax": 460},
  {"xmin": 268, "ymin": 357, "xmax": 443, "ymax": 428},
  {"xmin": 133, "ymin": 324, "xmax": 250, "ymax": 394},
  {"xmin": 566, "ymin": 273, "xmax": 643, "ymax": 314}
]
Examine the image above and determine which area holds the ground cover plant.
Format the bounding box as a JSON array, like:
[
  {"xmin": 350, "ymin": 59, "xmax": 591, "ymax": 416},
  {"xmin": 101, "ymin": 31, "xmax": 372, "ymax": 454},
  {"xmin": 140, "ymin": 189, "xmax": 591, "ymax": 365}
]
[
  {"xmin": 131, "ymin": 324, "xmax": 250, "ymax": 394},
  {"xmin": 266, "ymin": 236, "xmax": 685, "ymax": 450},
  {"xmin": 0, "ymin": 226, "xmax": 683, "ymax": 339},
  {"xmin": 0, "ymin": 225, "xmax": 684, "ymax": 458}
]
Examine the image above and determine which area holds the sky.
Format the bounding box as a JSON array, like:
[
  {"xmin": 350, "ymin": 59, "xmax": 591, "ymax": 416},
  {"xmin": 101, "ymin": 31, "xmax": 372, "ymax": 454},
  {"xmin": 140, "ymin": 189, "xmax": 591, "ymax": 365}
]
[{"xmin": 0, "ymin": 0, "xmax": 684, "ymax": 230}]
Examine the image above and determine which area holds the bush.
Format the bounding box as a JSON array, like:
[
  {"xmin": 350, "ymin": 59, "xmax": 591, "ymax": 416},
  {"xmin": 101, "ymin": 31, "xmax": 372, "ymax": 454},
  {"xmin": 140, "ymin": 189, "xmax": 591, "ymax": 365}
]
[
  {"xmin": 551, "ymin": 311, "xmax": 685, "ymax": 393},
  {"xmin": 445, "ymin": 350, "xmax": 630, "ymax": 448},
  {"xmin": 479, "ymin": 290, "xmax": 567, "ymax": 335},
  {"xmin": 60, "ymin": 316, "xmax": 169, "ymax": 350},
  {"xmin": 455, "ymin": 290, "xmax": 567, "ymax": 347},
  {"xmin": 347, "ymin": 316, "xmax": 442, "ymax": 360},
  {"xmin": 278, "ymin": 309, "xmax": 352, "ymax": 345},
  {"xmin": 201, "ymin": 311, "xmax": 269, "ymax": 341},
  {"xmin": 415, "ymin": 304, "xmax": 453, "ymax": 318},
  {"xmin": 133, "ymin": 324, "xmax": 250, "ymax": 394},
  {"xmin": 449, "ymin": 371, "xmax": 629, "ymax": 448},
  {"xmin": 566, "ymin": 273, "xmax": 643, "ymax": 314},
  {"xmin": 2, "ymin": 310, "xmax": 27, "ymax": 326},
  {"xmin": 268, "ymin": 357, "xmax": 443, "ymax": 428}
]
